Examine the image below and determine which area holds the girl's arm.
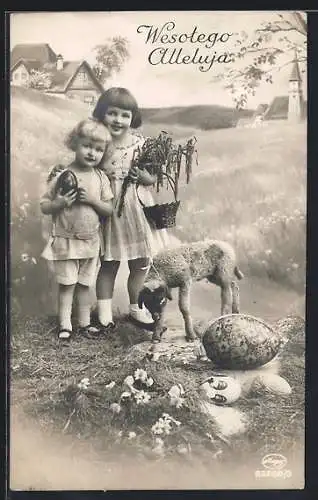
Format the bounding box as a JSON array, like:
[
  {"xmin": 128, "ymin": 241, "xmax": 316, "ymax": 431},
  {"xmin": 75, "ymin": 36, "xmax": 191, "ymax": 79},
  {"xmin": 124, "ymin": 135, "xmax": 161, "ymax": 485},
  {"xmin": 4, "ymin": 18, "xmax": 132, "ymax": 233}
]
[
  {"xmin": 77, "ymin": 191, "xmax": 113, "ymax": 218},
  {"xmin": 128, "ymin": 165, "xmax": 156, "ymax": 186},
  {"xmin": 40, "ymin": 189, "xmax": 77, "ymax": 215},
  {"xmin": 137, "ymin": 168, "xmax": 156, "ymax": 186},
  {"xmin": 77, "ymin": 169, "xmax": 113, "ymax": 217}
]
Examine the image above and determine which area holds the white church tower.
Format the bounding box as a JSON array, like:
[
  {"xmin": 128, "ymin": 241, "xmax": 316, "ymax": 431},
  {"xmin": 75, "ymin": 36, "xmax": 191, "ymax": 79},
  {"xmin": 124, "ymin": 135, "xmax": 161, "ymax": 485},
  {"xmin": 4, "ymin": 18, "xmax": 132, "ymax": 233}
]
[{"xmin": 288, "ymin": 54, "xmax": 303, "ymax": 122}]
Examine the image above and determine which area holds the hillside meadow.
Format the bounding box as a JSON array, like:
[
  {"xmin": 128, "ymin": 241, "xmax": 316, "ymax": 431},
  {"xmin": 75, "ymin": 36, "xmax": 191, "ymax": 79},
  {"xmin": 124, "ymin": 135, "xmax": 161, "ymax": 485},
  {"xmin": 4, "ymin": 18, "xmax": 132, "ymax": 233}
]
[{"xmin": 11, "ymin": 86, "xmax": 306, "ymax": 316}]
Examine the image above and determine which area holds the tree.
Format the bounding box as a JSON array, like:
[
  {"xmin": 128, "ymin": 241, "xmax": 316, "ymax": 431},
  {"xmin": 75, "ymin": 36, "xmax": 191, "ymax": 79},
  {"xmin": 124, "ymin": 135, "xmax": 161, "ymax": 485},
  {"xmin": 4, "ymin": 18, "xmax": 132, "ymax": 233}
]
[
  {"xmin": 92, "ymin": 36, "xmax": 130, "ymax": 84},
  {"xmin": 215, "ymin": 12, "xmax": 307, "ymax": 109},
  {"xmin": 28, "ymin": 69, "xmax": 52, "ymax": 90}
]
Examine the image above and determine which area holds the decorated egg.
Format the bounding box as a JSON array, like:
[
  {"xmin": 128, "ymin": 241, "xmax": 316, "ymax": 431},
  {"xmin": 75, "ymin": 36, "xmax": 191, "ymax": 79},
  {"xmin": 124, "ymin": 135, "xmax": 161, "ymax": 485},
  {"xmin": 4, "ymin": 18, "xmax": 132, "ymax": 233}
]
[
  {"xmin": 202, "ymin": 314, "xmax": 284, "ymax": 370},
  {"xmin": 251, "ymin": 373, "xmax": 292, "ymax": 395},
  {"xmin": 55, "ymin": 169, "xmax": 78, "ymax": 196},
  {"xmin": 199, "ymin": 374, "xmax": 242, "ymax": 405}
]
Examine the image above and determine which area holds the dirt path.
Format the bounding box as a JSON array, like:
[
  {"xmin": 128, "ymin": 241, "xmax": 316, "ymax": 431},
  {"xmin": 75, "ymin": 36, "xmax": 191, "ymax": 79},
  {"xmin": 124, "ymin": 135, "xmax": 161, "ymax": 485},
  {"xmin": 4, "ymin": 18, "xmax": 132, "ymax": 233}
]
[{"xmin": 10, "ymin": 272, "xmax": 305, "ymax": 491}]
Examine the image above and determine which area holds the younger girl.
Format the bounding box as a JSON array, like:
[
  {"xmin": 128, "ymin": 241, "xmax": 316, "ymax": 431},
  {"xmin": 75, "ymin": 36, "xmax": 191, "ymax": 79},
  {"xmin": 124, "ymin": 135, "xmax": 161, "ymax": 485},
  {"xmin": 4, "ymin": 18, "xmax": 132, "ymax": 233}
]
[
  {"xmin": 92, "ymin": 87, "xmax": 170, "ymax": 329},
  {"xmin": 41, "ymin": 119, "xmax": 113, "ymax": 340}
]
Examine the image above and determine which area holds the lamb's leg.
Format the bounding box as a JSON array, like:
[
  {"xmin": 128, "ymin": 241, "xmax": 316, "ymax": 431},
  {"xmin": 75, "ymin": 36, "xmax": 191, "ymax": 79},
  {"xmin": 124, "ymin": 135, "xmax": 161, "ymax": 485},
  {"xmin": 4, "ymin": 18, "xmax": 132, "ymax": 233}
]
[
  {"xmin": 152, "ymin": 311, "xmax": 167, "ymax": 343},
  {"xmin": 178, "ymin": 284, "xmax": 197, "ymax": 342},
  {"xmin": 231, "ymin": 281, "xmax": 240, "ymax": 313},
  {"xmin": 220, "ymin": 281, "xmax": 233, "ymax": 316}
]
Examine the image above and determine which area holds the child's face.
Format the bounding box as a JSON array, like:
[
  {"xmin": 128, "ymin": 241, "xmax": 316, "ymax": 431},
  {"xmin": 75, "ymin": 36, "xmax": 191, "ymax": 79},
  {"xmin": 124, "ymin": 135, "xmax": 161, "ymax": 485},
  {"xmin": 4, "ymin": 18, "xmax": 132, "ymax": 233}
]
[
  {"xmin": 103, "ymin": 106, "xmax": 133, "ymax": 139},
  {"xmin": 75, "ymin": 136, "xmax": 106, "ymax": 168}
]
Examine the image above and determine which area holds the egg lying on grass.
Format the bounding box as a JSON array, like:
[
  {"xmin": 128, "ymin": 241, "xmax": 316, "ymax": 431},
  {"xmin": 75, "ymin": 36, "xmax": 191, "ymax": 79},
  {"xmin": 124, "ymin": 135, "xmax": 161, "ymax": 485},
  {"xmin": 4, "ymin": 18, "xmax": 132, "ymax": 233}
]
[
  {"xmin": 202, "ymin": 314, "xmax": 286, "ymax": 370},
  {"xmin": 199, "ymin": 374, "xmax": 242, "ymax": 405},
  {"xmin": 251, "ymin": 373, "xmax": 292, "ymax": 395}
]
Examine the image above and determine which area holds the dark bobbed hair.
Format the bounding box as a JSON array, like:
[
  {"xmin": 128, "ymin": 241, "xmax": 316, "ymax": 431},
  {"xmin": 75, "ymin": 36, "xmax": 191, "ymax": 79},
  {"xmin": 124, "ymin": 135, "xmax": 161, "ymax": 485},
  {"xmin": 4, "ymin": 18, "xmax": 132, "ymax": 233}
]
[{"xmin": 92, "ymin": 87, "xmax": 142, "ymax": 129}]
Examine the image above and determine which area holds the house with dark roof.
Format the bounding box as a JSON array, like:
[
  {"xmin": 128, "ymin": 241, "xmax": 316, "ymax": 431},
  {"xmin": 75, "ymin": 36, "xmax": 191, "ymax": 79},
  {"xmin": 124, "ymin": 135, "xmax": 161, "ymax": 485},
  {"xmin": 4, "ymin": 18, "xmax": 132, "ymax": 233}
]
[{"xmin": 10, "ymin": 43, "xmax": 104, "ymax": 106}]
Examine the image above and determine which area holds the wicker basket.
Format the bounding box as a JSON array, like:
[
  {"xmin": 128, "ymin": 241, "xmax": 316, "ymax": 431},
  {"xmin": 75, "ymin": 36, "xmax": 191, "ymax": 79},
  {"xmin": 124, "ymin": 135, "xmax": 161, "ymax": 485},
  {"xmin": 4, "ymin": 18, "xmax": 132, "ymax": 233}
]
[
  {"xmin": 142, "ymin": 200, "xmax": 180, "ymax": 229},
  {"xmin": 137, "ymin": 172, "xmax": 180, "ymax": 229}
]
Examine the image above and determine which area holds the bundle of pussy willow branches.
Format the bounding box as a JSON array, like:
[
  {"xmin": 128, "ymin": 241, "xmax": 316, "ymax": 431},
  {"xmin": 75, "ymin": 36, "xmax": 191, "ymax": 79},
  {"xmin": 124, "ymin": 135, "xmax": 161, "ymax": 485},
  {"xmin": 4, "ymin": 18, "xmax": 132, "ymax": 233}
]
[{"xmin": 117, "ymin": 131, "xmax": 198, "ymax": 217}]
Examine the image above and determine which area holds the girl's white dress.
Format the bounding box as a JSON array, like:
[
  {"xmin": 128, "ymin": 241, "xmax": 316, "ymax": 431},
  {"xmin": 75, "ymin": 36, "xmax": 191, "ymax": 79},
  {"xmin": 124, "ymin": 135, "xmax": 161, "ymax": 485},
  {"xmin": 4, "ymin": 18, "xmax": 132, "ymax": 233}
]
[{"xmin": 101, "ymin": 133, "xmax": 171, "ymax": 261}]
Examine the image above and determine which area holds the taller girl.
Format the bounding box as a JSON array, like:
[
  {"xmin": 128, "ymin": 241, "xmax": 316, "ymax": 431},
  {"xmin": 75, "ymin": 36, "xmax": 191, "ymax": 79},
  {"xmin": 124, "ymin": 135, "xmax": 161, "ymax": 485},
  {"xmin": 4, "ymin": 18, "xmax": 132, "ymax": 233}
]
[{"xmin": 93, "ymin": 87, "xmax": 169, "ymax": 328}]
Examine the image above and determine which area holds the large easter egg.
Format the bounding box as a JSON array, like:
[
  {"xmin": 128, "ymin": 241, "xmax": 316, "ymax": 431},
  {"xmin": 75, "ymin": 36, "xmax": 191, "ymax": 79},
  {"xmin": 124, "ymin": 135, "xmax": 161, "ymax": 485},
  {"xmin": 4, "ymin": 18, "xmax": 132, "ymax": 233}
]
[
  {"xmin": 55, "ymin": 169, "xmax": 78, "ymax": 196},
  {"xmin": 202, "ymin": 314, "xmax": 284, "ymax": 370}
]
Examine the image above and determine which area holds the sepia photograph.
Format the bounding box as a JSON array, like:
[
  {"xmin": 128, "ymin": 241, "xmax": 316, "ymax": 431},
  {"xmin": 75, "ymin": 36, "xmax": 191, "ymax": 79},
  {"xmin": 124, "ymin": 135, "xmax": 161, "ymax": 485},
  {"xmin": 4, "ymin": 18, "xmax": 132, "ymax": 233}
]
[{"xmin": 9, "ymin": 10, "xmax": 306, "ymax": 490}]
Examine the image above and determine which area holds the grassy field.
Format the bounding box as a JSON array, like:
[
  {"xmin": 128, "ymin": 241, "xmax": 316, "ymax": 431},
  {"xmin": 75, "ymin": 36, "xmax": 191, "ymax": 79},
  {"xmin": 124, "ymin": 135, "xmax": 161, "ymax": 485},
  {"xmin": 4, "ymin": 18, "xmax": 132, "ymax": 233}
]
[
  {"xmin": 173, "ymin": 121, "xmax": 306, "ymax": 293},
  {"xmin": 10, "ymin": 87, "xmax": 306, "ymax": 489},
  {"xmin": 141, "ymin": 104, "xmax": 254, "ymax": 130}
]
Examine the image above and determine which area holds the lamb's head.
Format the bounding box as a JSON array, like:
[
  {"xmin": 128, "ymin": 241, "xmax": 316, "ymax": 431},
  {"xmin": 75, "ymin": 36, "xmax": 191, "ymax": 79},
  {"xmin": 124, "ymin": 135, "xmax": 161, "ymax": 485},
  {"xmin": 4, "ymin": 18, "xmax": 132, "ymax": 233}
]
[{"xmin": 138, "ymin": 279, "xmax": 172, "ymax": 321}]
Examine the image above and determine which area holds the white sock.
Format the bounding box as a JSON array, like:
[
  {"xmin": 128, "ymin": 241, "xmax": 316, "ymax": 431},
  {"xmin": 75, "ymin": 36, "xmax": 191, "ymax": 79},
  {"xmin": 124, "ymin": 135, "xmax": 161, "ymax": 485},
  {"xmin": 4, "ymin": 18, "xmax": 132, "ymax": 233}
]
[
  {"xmin": 98, "ymin": 299, "xmax": 113, "ymax": 326},
  {"xmin": 129, "ymin": 303, "xmax": 139, "ymax": 312},
  {"xmin": 77, "ymin": 306, "xmax": 91, "ymax": 328},
  {"xmin": 59, "ymin": 299, "xmax": 73, "ymax": 331},
  {"xmin": 129, "ymin": 303, "xmax": 154, "ymax": 324}
]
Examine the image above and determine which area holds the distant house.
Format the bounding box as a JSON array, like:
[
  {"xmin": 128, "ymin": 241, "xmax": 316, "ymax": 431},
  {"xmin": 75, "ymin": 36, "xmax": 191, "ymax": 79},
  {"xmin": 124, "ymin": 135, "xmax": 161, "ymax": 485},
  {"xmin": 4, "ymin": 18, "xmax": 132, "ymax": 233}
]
[{"xmin": 10, "ymin": 43, "xmax": 104, "ymax": 106}]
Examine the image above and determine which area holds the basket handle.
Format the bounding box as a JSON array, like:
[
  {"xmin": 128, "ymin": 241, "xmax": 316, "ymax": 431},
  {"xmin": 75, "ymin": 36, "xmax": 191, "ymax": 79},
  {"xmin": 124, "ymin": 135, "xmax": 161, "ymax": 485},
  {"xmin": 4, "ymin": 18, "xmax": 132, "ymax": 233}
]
[{"xmin": 136, "ymin": 172, "xmax": 178, "ymax": 207}]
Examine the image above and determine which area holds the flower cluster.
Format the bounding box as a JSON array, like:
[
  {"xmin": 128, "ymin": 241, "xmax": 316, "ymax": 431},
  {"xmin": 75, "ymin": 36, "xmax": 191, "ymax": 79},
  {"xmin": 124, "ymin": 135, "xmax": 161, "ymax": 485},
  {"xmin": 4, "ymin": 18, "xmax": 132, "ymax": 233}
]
[
  {"xmin": 151, "ymin": 413, "xmax": 181, "ymax": 436},
  {"xmin": 119, "ymin": 369, "xmax": 153, "ymax": 406},
  {"xmin": 20, "ymin": 253, "xmax": 37, "ymax": 264},
  {"xmin": 254, "ymin": 208, "xmax": 306, "ymax": 232},
  {"xmin": 77, "ymin": 377, "xmax": 90, "ymax": 390}
]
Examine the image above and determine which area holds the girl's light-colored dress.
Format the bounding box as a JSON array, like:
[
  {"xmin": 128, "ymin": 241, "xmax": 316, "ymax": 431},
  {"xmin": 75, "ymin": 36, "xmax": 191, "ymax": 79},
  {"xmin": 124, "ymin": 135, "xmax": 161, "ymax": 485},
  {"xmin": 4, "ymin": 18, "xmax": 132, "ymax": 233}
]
[{"xmin": 101, "ymin": 133, "xmax": 171, "ymax": 261}]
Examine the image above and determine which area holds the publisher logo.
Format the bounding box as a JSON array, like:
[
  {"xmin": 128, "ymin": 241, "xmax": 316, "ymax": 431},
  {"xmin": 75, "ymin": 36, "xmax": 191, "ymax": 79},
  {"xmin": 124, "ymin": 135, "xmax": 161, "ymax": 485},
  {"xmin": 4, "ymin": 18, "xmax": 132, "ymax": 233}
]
[
  {"xmin": 262, "ymin": 454, "xmax": 288, "ymax": 470},
  {"xmin": 255, "ymin": 454, "xmax": 292, "ymax": 480}
]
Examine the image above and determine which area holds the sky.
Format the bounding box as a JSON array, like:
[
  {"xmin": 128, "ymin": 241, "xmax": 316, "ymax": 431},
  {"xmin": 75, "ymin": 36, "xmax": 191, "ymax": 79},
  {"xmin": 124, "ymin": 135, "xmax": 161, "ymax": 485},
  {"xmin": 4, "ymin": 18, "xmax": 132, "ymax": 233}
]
[{"xmin": 10, "ymin": 11, "xmax": 307, "ymax": 108}]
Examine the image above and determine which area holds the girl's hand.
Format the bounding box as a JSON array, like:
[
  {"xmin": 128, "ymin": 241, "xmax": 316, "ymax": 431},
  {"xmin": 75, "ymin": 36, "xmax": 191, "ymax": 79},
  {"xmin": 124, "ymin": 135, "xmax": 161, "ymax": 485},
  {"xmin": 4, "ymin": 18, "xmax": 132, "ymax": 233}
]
[
  {"xmin": 127, "ymin": 166, "xmax": 139, "ymax": 183},
  {"xmin": 55, "ymin": 188, "xmax": 77, "ymax": 208},
  {"xmin": 106, "ymin": 167, "xmax": 117, "ymax": 179},
  {"xmin": 77, "ymin": 187, "xmax": 95, "ymax": 205}
]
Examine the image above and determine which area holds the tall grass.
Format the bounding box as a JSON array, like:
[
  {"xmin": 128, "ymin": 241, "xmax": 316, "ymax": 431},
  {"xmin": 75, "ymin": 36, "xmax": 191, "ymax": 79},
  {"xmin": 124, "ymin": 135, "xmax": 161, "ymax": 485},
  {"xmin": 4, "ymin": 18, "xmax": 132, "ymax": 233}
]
[{"xmin": 169, "ymin": 122, "xmax": 306, "ymax": 293}]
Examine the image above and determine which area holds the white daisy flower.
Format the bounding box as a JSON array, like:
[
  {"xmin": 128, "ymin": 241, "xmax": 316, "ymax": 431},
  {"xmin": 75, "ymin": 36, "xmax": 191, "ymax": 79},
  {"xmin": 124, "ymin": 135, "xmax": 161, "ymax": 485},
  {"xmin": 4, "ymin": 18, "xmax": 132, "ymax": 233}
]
[
  {"xmin": 77, "ymin": 377, "xmax": 90, "ymax": 390},
  {"xmin": 134, "ymin": 368, "xmax": 148, "ymax": 383},
  {"xmin": 123, "ymin": 375, "xmax": 134, "ymax": 387},
  {"xmin": 134, "ymin": 390, "xmax": 151, "ymax": 405},
  {"xmin": 110, "ymin": 402, "xmax": 121, "ymax": 414},
  {"xmin": 21, "ymin": 253, "xmax": 29, "ymax": 262},
  {"xmin": 151, "ymin": 422, "xmax": 164, "ymax": 435}
]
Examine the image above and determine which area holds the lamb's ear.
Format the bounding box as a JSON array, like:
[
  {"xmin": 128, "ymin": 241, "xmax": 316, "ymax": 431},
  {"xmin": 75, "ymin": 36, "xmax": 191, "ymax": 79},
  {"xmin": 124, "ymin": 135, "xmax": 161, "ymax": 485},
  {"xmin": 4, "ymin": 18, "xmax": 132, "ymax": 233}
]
[
  {"xmin": 165, "ymin": 286, "xmax": 173, "ymax": 300},
  {"xmin": 138, "ymin": 289, "xmax": 145, "ymax": 309}
]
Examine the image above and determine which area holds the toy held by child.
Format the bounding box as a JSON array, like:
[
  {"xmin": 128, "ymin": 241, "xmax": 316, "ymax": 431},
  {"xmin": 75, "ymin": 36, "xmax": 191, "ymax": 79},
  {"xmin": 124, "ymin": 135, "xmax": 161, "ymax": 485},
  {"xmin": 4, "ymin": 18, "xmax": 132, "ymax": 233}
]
[
  {"xmin": 40, "ymin": 119, "xmax": 113, "ymax": 340},
  {"xmin": 92, "ymin": 87, "xmax": 171, "ymax": 329}
]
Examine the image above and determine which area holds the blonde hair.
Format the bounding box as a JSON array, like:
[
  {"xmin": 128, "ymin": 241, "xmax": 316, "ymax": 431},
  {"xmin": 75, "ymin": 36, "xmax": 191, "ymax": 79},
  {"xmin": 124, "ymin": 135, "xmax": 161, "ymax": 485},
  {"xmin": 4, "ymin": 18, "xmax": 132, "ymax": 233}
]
[{"xmin": 65, "ymin": 118, "xmax": 111, "ymax": 152}]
